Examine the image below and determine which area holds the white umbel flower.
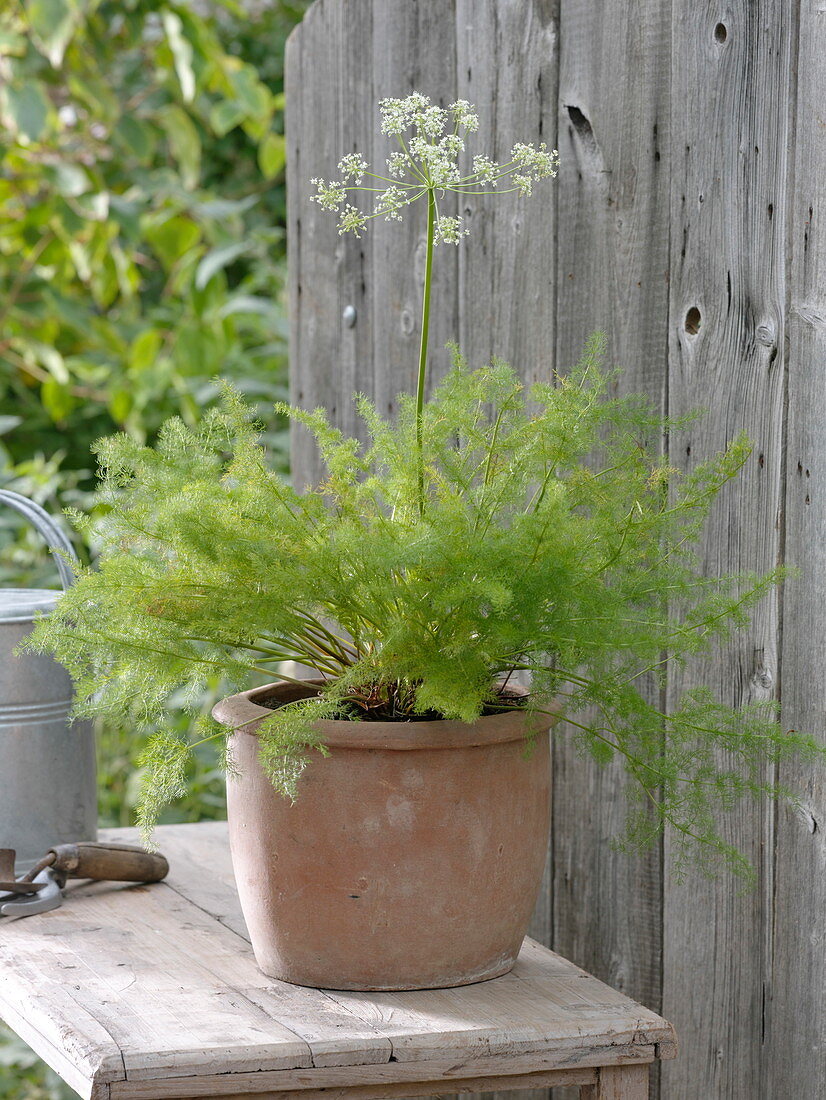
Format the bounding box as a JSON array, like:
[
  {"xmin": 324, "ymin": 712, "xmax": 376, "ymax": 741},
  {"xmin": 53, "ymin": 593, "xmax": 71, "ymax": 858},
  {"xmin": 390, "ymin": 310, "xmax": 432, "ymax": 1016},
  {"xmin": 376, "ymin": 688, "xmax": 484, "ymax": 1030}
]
[{"xmin": 311, "ymin": 93, "xmax": 558, "ymax": 240}]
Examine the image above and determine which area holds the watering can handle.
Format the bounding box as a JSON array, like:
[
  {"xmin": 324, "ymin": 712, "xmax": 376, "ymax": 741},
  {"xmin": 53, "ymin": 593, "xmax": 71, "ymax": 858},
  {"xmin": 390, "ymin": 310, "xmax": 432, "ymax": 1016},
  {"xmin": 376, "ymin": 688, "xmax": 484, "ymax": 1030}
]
[{"xmin": 0, "ymin": 490, "xmax": 78, "ymax": 590}]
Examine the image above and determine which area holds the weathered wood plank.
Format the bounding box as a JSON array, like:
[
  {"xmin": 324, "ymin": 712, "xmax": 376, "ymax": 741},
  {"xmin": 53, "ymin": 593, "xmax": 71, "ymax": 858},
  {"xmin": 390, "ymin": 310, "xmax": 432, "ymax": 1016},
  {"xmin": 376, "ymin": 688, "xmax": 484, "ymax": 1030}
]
[
  {"xmin": 108, "ymin": 1052, "xmax": 652, "ymax": 1100},
  {"xmin": 451, "ymin": 19, "xmax": 560, "ymax": 1097},
  {"xmin": 769, "ymin": 2, "xmax": 826, "ymax": 1096},
  {"xmin": 104, "ymin": 820, "xmax": 248, "ymax": 939},
  {"xmin": 581, "ymin": 1064, "xmax": 649, "ymax": 1100},
  {"xmin": 369, "ymin": 0, "xmax": 458, "ymax": 416},
  {"xmin": 139, "ymin": 1067, "xmax": 595, "ymax": 1100},
  {"xmin": 0, "ymin": 972, "xmax": 123, "ymax": 1100},
  {"xmin": 287, "ymin": 0, "xmax": 459, "ymax": 489},
  {"xmin": 3, "ymin": 824, "xmax": 673, "ymax": 1100},
  {"xmin": 454, "ymin": 0, "xmax": 558, "ymax": 387},
  {"xmin": 286, "ymin": 0, "xmax": 375, "ymax": 488},
  {"xmin": 551, "ymin": 1, "xmax": 671, "ymax": 1094},
  {"xmin": 662, "ymin": 3, "xmax": 791, "ymax": 1097}
]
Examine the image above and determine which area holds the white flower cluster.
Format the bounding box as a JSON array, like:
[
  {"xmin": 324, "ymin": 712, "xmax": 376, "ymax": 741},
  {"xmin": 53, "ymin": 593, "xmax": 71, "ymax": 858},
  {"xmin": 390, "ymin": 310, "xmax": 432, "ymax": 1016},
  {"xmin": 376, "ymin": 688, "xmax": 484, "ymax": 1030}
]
[
  {"xmin": 435, "ymin": 216, "xmax": 469, "ymax": 245},
  {"xmin": 379, "ymin": 91, "xmax": 458, "ymax": 137},
  {"xmin": 310, "ymin": 177, "xmax": 346, "ymax": 211},
  {"xmin": 337, "ymin": 153, "xmax": 368, "ymax": 183},
  {"xmin": 375, "ymin": 186, "xmax": 407, "ymax": 222},
  {"xmin": 471, "ymin": 154, "xmax": 499, "ymax": 185},
  {"xmin": 408, "ymin": 135, "xmax": 461, "ymax": 189},
  {"xmin": 509, "ymin": 142, "xmax": 558, "ymax": 196},
  {"xmin": 338, "ymin": 205, "xmax": 368, "ymax": 237},
  {"xmin": 309, "ymin": 93, "xmax": 559, "ymax": 245}
]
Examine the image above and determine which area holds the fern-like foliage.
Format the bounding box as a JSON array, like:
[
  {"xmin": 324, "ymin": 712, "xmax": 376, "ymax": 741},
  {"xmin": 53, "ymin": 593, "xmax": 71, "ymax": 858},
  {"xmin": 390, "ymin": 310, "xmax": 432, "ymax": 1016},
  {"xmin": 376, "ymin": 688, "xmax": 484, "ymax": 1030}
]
[{"xmin": 26, "ymin": 335, "xmax": 821, "ymax": 877}]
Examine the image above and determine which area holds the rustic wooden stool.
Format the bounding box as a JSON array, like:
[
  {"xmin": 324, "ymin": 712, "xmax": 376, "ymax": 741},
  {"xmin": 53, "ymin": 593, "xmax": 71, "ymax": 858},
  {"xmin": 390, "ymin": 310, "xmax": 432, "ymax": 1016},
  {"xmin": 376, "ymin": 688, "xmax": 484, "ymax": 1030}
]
[{"xmin": 0, "ymin": 822, "xmax": 675, "ymax": 1099}]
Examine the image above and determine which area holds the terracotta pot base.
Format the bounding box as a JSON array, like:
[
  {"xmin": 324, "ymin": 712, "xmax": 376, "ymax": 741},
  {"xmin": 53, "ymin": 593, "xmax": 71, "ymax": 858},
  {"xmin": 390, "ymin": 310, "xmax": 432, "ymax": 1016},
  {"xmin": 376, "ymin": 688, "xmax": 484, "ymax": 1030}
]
[
  {"xmin": 214, "ymin": 681, "xmax": 553, "ymax": 991},
  {"xmin": 273, "ymin": 950, "xmax": 518, "ymax": 993}
]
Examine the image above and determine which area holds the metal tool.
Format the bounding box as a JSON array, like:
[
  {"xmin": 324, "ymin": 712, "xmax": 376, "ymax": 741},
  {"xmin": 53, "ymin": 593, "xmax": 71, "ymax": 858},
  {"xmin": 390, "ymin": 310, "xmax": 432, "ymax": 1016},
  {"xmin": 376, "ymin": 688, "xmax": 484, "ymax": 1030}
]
[
  {"xmin": 0, "ymin": 868, "xmax": 63, "ymax": 920},
  {"xmin": 0, "ymin": 842, "xmax": 169, "ymax": 920}
]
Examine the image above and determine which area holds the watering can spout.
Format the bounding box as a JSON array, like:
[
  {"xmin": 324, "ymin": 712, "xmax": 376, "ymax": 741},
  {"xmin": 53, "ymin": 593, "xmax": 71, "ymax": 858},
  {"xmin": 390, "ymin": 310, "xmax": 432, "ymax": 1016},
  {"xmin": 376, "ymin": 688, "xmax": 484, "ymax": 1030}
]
[{"xmin": 0, "ymin": 491, "xmax": 97, "ymax": 871}]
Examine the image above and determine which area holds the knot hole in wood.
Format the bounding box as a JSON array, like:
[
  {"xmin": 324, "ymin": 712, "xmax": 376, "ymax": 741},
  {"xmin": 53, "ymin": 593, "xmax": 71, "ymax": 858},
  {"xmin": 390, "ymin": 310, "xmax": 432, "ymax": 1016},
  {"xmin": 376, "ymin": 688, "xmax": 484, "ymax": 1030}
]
[{"xmin": 684, "ymin": 306, "xmax": 702, "ymax": 335}]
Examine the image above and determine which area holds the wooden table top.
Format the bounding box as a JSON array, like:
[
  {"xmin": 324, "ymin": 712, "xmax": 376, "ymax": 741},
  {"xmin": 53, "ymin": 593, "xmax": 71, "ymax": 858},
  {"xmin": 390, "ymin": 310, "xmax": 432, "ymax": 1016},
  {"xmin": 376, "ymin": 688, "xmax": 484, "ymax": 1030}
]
[{"xmin": 0, "ymin": 822, "xmax": 675, "ymax": 1100}]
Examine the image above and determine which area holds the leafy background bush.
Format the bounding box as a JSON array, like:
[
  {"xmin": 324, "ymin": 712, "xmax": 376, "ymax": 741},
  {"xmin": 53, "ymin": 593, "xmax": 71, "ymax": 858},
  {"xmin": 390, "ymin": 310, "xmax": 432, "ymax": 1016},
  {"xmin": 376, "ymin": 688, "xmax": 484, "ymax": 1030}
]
[{"xmin": 0, "ymin": 1, "xmax": 308, "ymax": 1093}]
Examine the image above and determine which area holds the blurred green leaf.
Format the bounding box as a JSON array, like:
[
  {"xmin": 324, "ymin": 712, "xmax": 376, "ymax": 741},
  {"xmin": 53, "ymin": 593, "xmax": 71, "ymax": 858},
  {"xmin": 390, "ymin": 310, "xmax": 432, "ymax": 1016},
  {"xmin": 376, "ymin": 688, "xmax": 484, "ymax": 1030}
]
[
  {"xmin": 258, "ymin": 131, "xmax": 285, "ymax": 180},
  {"xmin": 72, "ymin": 191, "xmax": 109, "ymax": 221},
  {"xmin": 5, "ymin": 83, "xmax": 50, "ymax": 141},
  {"xmin": 0, "ymin": 31, "xmax": 27, "ymax": 57},
  {"xmin": 130, "ymin": 329, "xmax": 164, "ymax": 372},
  {"xmin": 29, "ymin": 342, "xmax": 69, "ymax": 383},
  {"xmin": 217, "ymin": 295, "xmax": 281, "ymax": 322},
  {"xmin": 174, "ymin": 322, "xmax": 221, "ymax": 375},
  {"xmin": 113, "ymin": 116, "xmax": 157, "ymax": 165},
  {"xmin": 25, "ymin": 0, "xmax": 78, "ymax": 67},
  {"xmin": 195, "ymin": 241, "xmax": 250, "ymax": 290},
  {"xmin": 51, "ymin": 162, "xmax": 90, "ymax": 197},
  {"xmin": 40, "ymin": 378, "xmax": 76, "ymax": 421},
  {"xmin": 158, "ymin": 104, "xmax": 201, "ymax": 189},
  {"xmin": 68, "ymin": 71, "xmax": 119, "ymax": 122},
  {"xmin": 162, "ymin": 9, "xmax": 196, "ymax": 103},
  {"xmin": 108, "ymin": 389, "xmax": 133, "ymax": 422},
  {"xmin": 145, "ymin": 214, "xmax": 201, "ymax": 269},
  {"xmin": 194, "ymin": 195, "xmax": 258, "ymax": 219},
  {"xmin": 209, "ymin": 99, "xmax": 245, "ymax": 137},
  {"xmin": 228, "ymin": 63, "xmax": 271, "ymax": 119}
]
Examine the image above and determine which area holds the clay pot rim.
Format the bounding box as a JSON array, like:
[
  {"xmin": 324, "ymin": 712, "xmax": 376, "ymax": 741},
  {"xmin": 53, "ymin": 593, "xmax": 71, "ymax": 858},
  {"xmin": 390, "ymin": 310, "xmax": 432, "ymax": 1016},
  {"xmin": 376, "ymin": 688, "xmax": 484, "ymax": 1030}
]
[{"xmin": 213, "ymin": 679, "xmax": 558, "ymax": 750}]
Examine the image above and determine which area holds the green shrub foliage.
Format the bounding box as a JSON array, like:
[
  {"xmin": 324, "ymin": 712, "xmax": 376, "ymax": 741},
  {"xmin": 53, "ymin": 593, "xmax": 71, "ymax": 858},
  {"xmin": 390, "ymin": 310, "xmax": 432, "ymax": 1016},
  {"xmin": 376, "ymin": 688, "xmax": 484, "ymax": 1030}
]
[
  {"xmin": 0, "ymin": 1, "xmax": 308, "ymax": 584},
  {"xmin": 27, "ymin": 335, "xmax": 821, "ymax": 878}
]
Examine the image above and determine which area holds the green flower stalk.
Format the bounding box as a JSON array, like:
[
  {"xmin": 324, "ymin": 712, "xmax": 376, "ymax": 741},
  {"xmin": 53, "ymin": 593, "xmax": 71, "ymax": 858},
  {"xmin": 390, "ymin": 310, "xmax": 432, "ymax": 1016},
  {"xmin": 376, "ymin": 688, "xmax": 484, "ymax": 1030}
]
[{"xmin": 311, "ymin": 93, "xmax": 559, "ymax": 507}]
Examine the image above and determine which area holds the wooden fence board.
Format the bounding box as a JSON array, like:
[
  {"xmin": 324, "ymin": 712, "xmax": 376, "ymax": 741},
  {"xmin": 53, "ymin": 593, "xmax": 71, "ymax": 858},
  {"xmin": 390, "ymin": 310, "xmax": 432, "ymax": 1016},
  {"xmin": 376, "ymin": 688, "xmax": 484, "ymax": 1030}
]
[
  {"xmin": 369, "ymin": 1, "xmax": 458, "ymax": 415},
  {"xmin": 452, "ymin": 9, "xmax": 559, "ymax": 1097},
  {"xmin": 286, "ymin": 0, "xmax": 374, "ymax": 487},
  {"xmin": 454, "ymin": 0, "xmax": 558, "ymax": 387},
  {"xmin": 769, "ymin": 2, "xmax": 826, "ymax": 1095},
  {"xmin": 551, "ymin": 3, "xmax": 671, "ymax": 1095},
  {"xmin": 662, "ymin": 3, "xmax": 791, "ymax": 1097}
]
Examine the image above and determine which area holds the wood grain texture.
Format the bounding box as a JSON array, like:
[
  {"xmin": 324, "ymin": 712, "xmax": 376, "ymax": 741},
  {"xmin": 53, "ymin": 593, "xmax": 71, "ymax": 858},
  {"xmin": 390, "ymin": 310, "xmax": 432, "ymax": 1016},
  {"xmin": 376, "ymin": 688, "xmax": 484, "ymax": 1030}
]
[
  {"xmin": 0, "ymin": 971, "xmax": 122, "ymax": 1100},
  {"xmin": 454, "ymin": 0, "xmax": 558, "ymax": 387},
  {"xmin": 126, "ymin": 1068, "xmax": 595, "ymax": 1100},
  {"xmin": 0, "ymin": 825, "xmax": 673, "ymax": 1100},
  {"xmin": 287, "ymin": 0, "xmax": 457, "ymax": 488},
  {"xmin": 580, "ymin": 1064, "xmax": 649, "ymax": 1100},
  {"xmin": 661, "ymin": 3, "xmax": 790, "ymax": 1098},
  {"xmin": 369, "ymin": 0, "xmax": 457, "ymax": 416},
  {"xmin": 768, "ymin": 2, "xmax": 826, "ymax": 1095},
  {"xmin": 285, "ymin": 0, "xmax": 375, "ymax": 488},
  {"xmin": 551, "ymin": 4, "xmax": 671, "ymax": 1095},
  {"xmin": 450, "ymin": 18, "xmax": 560, "ymax": 1100},
  {"xmin": 109, "ymin": 1055, "xmax": 652, "ymax": 1100}
]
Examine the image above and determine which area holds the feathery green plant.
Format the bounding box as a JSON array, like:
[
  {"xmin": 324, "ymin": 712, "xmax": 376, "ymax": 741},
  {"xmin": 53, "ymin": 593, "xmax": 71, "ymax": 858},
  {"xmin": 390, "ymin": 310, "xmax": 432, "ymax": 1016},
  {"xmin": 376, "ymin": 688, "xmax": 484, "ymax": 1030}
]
[
  {"xmin": 25, "ymin": 93, "xmax": 822, "ymax": 879},
  {"xmin": 26, "ymin": 339, "xmax": 820, "ymax": 878}
]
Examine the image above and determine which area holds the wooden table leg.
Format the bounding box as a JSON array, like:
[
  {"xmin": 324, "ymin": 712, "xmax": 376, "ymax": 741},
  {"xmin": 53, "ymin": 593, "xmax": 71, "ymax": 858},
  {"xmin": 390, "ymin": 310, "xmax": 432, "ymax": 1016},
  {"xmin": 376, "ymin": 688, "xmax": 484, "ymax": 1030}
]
[{"xmin": 580, "ymin": 1063, "xmax": 650, "ymax": 1099}]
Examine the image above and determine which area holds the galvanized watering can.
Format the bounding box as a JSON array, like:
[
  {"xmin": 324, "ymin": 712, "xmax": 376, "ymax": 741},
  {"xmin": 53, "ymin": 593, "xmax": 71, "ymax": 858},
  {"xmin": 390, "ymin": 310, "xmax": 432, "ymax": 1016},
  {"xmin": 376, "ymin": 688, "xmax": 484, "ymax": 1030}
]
[{"xmin": 0, "ymin": 490, "xmax": 97, "ymax": 870}]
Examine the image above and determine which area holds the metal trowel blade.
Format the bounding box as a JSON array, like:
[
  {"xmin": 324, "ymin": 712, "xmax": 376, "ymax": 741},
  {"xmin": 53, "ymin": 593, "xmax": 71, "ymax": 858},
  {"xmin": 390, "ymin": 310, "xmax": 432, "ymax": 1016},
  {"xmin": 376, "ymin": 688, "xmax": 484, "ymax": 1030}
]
[{"xmin": 0, "ymin": 868, "xmax": 63, "ymax": 919}]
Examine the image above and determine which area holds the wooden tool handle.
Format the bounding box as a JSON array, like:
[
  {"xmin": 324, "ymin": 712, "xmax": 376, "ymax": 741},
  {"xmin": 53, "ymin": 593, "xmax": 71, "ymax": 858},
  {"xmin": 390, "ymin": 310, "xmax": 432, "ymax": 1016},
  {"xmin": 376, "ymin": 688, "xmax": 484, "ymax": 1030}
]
[{"xmin": 48, "ymin": 843, "xmax": 169, "ymax": 883}]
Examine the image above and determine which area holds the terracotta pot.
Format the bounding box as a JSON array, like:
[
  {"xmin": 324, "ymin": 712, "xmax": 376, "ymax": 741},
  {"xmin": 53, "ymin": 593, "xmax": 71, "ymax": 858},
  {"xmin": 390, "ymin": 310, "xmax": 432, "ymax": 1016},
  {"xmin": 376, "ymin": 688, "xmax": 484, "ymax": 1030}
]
[{"xmin": 213, "ymin": 680, "xmax": 553, "ymax": 991}]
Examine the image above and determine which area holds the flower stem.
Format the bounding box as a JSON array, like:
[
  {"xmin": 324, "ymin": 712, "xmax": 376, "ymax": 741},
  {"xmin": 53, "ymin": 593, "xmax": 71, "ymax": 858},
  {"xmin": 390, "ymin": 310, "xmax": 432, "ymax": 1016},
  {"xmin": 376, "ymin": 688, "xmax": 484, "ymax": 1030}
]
[{"xmin": 416, "ymin": 188, "xmax": 436, "ymax": 512}]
